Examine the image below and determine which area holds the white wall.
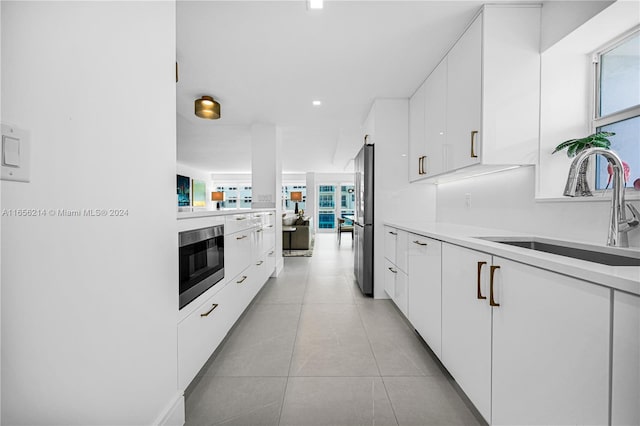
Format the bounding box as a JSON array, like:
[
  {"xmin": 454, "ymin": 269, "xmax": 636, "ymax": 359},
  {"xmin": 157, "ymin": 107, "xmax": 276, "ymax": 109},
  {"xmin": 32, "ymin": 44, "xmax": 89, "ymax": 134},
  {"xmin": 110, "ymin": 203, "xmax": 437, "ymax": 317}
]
[
  {"xmin": 367, "ymin": 99, "xmax": 437, "ymax": 299},
  {"xmin": 437, "ymin": 165, "xmax": 640, "ymax": 248},
  {"xmin": 177, "ymin": 162, "xmax": 215, "ymax": 210},
  {"xmin": 540, "ymin": 1, "xmax": 613, "ymax": 52},
  {"xmin": 1, "ymin": 2, "xmax": 180, "ymax": 424}
]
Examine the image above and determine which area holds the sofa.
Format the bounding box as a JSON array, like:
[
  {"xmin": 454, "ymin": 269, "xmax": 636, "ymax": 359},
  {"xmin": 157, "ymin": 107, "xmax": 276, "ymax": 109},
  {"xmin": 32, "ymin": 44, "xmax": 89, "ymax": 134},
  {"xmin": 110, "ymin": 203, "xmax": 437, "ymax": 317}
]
[{"xmin": 282, "ymin": 215, "xmax": 311, "ymax": 250}]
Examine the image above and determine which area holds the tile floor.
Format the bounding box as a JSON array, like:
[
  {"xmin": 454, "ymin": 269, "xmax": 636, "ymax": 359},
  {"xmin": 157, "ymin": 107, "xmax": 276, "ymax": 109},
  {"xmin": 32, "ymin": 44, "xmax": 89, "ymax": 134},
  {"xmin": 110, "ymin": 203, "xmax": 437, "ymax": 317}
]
[{"xmin": 185, "ymin": 233, "xmax": 483, "ymax": 426}]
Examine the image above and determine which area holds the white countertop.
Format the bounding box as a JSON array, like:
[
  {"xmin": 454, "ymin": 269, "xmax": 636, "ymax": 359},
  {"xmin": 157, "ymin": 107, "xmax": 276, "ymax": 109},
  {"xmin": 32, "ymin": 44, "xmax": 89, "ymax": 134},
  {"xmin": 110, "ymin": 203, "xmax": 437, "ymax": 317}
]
[
  {"xmin": 385, "ymin": 220, "xmax": 640, "ymax": 296},
  {"xmin": 177, "ymin": 208, "xmax": 275, "ymax": 220}
]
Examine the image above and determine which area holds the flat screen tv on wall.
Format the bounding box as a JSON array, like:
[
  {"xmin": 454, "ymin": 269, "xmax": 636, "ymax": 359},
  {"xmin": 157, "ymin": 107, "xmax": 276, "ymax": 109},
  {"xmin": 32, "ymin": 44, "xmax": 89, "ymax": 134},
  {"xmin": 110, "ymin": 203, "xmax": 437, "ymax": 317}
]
[{"xmin": 177, "ymin": 174, "xmax": 190, "ymax": 206}]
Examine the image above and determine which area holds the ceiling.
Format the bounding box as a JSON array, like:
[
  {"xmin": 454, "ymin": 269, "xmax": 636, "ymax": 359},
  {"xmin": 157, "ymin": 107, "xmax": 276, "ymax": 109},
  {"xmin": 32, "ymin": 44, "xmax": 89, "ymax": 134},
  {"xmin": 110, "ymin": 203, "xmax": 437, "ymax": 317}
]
[{"xmin": 176, "ymin": 1, "xmax": 490, "ymax": 174}]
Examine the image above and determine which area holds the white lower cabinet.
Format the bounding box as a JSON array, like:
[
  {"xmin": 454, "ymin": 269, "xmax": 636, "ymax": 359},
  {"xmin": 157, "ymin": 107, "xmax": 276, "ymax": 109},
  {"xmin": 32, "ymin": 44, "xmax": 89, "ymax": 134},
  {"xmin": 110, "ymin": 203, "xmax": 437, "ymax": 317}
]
[
  {"xmin": 491, "ymin": 257, "xmax": 610, "ymax": 426},
  {"xmin": 384, "ymin": 258, "xmax": 408, "ymax": 316},
  {"xmin": 442, "ymin": 243, "xmax": 610, "ymax": 425},
  {"xmin": 442, "ymin": 244, "xmax": 493, "ymax": 421},
  {"xmin": 407, "ymin": 234, "xmax": 442, "ymax": 359},
  {"xmin": 178, "ymin": 280, "xmax": 244, "ymax": 390},
  {"xmin": 612, "ymin": 291, "xmax": 640, "ymax": 426},
  {"xmin": 225, "ymin": 229, "xmax": 252, "ymax": 281}
]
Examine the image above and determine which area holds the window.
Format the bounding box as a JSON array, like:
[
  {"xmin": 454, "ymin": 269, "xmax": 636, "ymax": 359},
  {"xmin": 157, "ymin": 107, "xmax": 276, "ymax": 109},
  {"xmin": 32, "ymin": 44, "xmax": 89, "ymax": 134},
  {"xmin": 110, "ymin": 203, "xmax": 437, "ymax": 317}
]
[
  {"xmin": 215, "ymin": 185, "xmax": 252, "ymax": 209},
  {"xmin": 593, "ymin": 30, "xmax": 640, "ymax": 190},
  {"xmin": 340, "ymin": 185, "xmax": 355, "ymax": 225},
  {"xmin": 317, "ymin": 185, "xmax": 336, "ymax": 229}
]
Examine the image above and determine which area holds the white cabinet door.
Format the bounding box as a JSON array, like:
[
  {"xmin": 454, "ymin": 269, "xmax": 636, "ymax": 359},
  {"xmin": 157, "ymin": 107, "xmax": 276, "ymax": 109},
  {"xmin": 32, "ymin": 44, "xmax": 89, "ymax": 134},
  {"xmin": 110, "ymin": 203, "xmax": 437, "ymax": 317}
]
[
  {"xmin": 407, "ymin": 235, "xmax": 442, "ymax": 359},
  {"xmin": 252, "ymin": 227, "xmax": 264, "ymax": 264},
  {"xmin": 441, "ymin": 243, "xmax": 492, "ymax": 422},
  {"xmin": 225, "ymin": 230, "xmax": 252, "ymax": 283},
  {"xmin": 395, "ymin": 229, "xmax": 408, "ymax": 274},
  {"xmin": 178, "ymin": 280, "xmax": 244, "ymax": 390},
  {"xmin": 491, "ymin": 257, "xmax": 610, "ymax": 425},
  {"xmin": 423, "ymin": 59, "xmax": 447, "ymax": 177},
  {"xmin": 408, "ymin": 81, "xmax": 427, "ymax": 182},
  {"xmin": 612, "ymin": 291, "xmax": 640, "ymax": 426},
  {"xmin": 384, "ymin": 258, "xmax": 396, "ymax": 300},
  {"xmin": 384, "ymin": 226, "xmax": 398, "ymax": 264},
  {"xmin": 394, "ymin": 269, "xmax": 409, "ymax": 317},
  {"xmin": 446, "ymin": 15, "xmax": 481, "ymax": 171}
]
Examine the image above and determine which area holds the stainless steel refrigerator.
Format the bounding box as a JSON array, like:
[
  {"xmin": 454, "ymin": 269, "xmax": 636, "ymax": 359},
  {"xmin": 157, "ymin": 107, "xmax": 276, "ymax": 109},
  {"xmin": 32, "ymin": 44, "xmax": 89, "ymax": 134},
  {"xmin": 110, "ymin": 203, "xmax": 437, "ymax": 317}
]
[{"xmin": 354, "ymin": 143, "xmax": 374, "ymax": 296}]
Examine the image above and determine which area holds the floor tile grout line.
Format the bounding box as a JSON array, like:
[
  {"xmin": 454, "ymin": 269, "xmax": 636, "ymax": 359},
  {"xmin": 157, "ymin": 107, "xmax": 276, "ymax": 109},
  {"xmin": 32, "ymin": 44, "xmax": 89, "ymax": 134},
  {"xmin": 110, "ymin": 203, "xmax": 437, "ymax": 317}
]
[
  {"xmin": 277, "ymin": 259, "xmax": 311, "ymax": 426},
  {"xmin": 353, "ymin": 296, "xmax": 402, "ymax": 426}
]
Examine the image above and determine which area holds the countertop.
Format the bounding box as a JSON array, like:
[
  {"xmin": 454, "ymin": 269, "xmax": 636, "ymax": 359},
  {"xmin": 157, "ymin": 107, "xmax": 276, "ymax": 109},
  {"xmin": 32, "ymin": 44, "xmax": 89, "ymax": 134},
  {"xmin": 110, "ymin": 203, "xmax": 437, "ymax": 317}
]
[
  {"xmin": 177, "ymin": 208, "xmax": 275, "ymax": 220},
  {"xmin": 384, "ymin": 220, "xmax": 640, "ymax": 296}
]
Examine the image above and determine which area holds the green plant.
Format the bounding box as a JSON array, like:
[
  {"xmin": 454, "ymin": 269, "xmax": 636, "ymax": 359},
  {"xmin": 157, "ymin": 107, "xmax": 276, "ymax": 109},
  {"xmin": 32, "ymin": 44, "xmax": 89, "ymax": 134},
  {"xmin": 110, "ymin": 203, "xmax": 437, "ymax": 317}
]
[{"xmin": 552, "ymin": 131, "xmax": 614, "ymax": 157}]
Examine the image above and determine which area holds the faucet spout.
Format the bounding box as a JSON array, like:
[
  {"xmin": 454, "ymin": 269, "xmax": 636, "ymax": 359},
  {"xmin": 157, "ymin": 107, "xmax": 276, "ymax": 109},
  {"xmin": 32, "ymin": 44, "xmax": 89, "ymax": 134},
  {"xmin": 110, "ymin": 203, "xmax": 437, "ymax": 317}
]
[{"xmin": 563, "ymin": 148, "xmax": 637, "ymax": 247}]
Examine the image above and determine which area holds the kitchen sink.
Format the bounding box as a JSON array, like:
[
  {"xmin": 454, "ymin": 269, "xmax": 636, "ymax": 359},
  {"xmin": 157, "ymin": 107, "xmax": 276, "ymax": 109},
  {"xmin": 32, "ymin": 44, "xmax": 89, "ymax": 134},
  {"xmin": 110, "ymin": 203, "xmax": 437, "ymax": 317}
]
[{"xmin": 477, "ymin": 237, "xmax": 640, "ymax": 267}]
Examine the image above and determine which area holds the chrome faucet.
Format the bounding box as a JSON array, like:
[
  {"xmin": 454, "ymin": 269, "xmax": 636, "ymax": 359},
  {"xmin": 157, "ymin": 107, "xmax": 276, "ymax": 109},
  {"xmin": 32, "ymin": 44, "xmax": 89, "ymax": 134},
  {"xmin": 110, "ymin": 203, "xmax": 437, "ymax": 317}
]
[{"xmin": 564, "ymin": 148, "xmax": 640, "ymax": 247}]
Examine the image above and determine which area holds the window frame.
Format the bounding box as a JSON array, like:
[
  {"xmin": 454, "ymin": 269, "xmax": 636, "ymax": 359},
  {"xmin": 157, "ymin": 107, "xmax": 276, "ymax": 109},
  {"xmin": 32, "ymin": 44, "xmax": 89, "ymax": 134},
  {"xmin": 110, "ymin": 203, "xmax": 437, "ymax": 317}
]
[{"xmin": 590, "ymin": 26, "xmax": 640, "ymax": 191}]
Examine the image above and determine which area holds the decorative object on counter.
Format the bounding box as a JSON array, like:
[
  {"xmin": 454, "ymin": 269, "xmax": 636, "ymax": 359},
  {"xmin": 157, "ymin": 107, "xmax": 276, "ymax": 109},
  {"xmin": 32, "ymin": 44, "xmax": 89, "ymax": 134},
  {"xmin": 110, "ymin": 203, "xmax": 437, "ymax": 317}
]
[
  {"xmin": 552, "ymin": 131, "xmax": 614, "ymax": 196},
  {"xmin": 297, "ymin": 209, "xmax": 305, "ymax": 219},
  {"xmin": 211, "ymin": 191, "xmax": 224, "ymax": 210},
  {"xmin": 290, "ymin": 191, "xmax": 303, "ymax": 214},
  {"xmin": 177, "ymin": 174, "xmax": 191, "ymax": 206},
  {"xmin": 606, "ymin": 161, "xmax": 631, "ymax": 190},
  {"xmin": 194, "ymin": 95, "xmax": 220, "ymax": 120},
  {"xmin": 192, "ymin": 179, "xmax": 206, "ymax": 207},
  {"xmin": 634, "ymin": 178, "xmax": 640, "ymax": 190}
]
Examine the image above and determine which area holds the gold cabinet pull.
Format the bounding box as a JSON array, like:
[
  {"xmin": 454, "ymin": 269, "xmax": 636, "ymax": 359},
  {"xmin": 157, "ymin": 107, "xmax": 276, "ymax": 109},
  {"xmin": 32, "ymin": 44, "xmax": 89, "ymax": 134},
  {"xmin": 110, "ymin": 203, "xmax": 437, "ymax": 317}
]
[
  {"xmin": 256, "ymin": 229, "xmax": 263, "ymax": 233},
  {"xmin": 256, "ymin": 260, "xmax": 264, "ymax": 266},
  {"xmin": 489, "ymin": 265, "xmax": 500, "ymax": 307},
  {"xmin": 268, "ymin": 251, "xmax": 274, "ymax": 255},
  {"xmin": 389, "ymin": 231, "xmax": 397, "ymax": 236},
  {"xmin": 477, "ymin": 261, "xmax": 487, "ymax": 300},
  {"xmin": 418, "ymin": 157, "xmax": 423, "ymax": 175},
  {"xmin": 470, "ymin": 130, "xmax": 479, "ymax": 158},
  {"xmin": 236, "ymin": 275, "xmax": 248, "ymax": 284},
  {"xmin": 236, "ymin": 235, "xmax": 247, "ymax": 240},
  {"xmin": 420, "ymin": 156, "xmax": 427, "ymax": 174},
  {"xmin": 388, "ymin": 267, "xmax": 397, "ymax": 274},
  {"xmin": 200, "ymin": 303, "xmax": 219, "ymax": 317},
  {"xmin": 413, "ymin": 240, "xmax": 427, "ymax": 246},
  {"xmin": 267, "ymin": 225, "xmax": 274, "ymax": 228}
]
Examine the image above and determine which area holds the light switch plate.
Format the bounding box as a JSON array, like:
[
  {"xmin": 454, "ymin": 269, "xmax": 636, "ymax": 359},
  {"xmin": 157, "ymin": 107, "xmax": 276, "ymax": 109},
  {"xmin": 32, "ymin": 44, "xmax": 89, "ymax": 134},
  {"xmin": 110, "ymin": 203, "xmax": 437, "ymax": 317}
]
[{"xmin": 1, "ymin": 123, "xmax": 30, "ymax": 182}]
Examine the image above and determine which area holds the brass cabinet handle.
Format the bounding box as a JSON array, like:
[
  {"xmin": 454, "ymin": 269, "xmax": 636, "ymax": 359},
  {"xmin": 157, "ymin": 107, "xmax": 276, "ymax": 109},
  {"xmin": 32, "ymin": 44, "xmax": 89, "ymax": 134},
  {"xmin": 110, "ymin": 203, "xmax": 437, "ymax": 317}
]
[
  {"xmin": 256, "ymin": 260, "xmax": 264, "ymax": 266},
  {"xmin": 256, "ymin": 229, "xmax": 263, "ymax": 233},
  {"xmin": 236, "ymin": 275, "xmax": 248, "ymax": 284},
  {"xmin": 420, "ymin": 156, "xmax": 427, "ymax": 175},
  {"xmin": 477, "ymin": 261, "xmax": 487, "ymax": 300},
  {"xmin": 268, "ymin": 251, "xmax": 274, "ymax": 255},
  {"xmin": 470, "ymin": 130, "xmax": 479, "ymax": 158},
  {"xmin": 388, "ymin": 267, "xmax": 397, "ymax": 273},
  {"xmin": 236, "ymin": 235, "xmax": 247, "ymax": 240},
  {"xmin": 268, "ymin": 213, "xmax": 273, "ymax": 216},
  {"xmin": 200, "ymin": 303, "xmax": 219, "ymax": 317},
  {"xmin": 418, "ymin": 157, "xmax": 423, "ymax": 175},
  {"xmin": 267, "ymin": 225, "xmax": 274, "ymax": 228},
  {"xmin": 489, "ymin": 265, "xmax": 500, "ymax": 307},
  {"xmin": 389, "ymin": 231, "xmax": 397, "ymax": 236},
  {"xmin": 413, "ymin": 240, "xmax": 427, "ymax": 246}
]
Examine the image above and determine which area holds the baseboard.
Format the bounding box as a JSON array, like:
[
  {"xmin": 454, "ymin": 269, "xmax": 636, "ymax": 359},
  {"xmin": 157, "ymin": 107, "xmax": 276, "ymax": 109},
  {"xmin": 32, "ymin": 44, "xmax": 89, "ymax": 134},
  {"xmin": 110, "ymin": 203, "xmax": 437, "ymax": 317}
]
[{"xmin": 154, "ymin": 392, "xmax": 185, "ymax": 426}]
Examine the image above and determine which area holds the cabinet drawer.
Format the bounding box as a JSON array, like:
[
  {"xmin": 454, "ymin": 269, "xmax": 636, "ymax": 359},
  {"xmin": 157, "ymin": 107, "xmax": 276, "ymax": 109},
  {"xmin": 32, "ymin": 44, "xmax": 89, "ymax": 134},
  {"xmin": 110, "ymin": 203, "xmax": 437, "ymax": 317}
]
[
  {"xmin": 384, "ymin": 227, "xmax": 398, "ymax": 263},
  {"xmin": 225, "ymin": 213, "xmax": 256, "ymax": 235},
  {"xmin": 178, "ymin": 281, "xmax": 244, "ymax": 389},
  {"xmin": 225, "ymin": 230, "xmax": 252, "ymax": 281}
]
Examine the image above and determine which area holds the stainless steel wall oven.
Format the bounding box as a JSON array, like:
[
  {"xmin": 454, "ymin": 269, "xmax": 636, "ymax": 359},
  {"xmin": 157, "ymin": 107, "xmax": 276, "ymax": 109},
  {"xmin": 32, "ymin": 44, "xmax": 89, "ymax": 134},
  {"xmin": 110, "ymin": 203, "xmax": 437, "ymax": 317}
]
[{"xmin": 179, "ymin": 225, "xmax": 224, "ymax": 309}]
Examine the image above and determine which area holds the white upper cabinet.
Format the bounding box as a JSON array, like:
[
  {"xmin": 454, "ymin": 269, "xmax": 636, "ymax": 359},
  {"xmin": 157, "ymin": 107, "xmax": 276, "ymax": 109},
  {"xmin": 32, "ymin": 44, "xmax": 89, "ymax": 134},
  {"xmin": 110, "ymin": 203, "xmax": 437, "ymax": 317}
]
[
  {"xmin": 446, "ymin": 16, "xmax": 481, "ymax": 171},
  {"xmin": 408, "ymin": 81, "xmax": 427, "ymax": 182},
  {"xmin": 408, "ymin": 5, "xmax": 541, "ymax": 182}
]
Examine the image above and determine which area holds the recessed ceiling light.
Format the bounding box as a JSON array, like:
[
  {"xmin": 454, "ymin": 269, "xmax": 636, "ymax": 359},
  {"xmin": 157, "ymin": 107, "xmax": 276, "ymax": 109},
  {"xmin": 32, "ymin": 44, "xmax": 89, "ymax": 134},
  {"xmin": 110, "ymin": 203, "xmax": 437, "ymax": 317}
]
[
  {"xmin": 308, "ymin": 0, "xmax": 323, "ymax": 10},
  {"xmin": 312, "ymin": 100, "xmax": 322, "ymax": 106}
]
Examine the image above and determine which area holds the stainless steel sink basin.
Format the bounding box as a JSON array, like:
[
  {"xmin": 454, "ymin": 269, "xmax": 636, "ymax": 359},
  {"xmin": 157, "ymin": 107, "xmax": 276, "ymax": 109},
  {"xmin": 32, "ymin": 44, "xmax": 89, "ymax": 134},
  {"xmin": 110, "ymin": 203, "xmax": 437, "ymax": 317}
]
[{"xmin": 477, "ymin": 237, "xmax": 640, "ymax": 267}]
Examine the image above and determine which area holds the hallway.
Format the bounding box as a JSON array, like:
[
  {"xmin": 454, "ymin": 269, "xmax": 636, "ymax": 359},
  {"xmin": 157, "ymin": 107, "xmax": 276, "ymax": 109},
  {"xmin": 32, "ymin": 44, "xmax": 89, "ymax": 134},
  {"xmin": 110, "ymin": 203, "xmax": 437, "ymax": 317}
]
[{"xmin": 185, "ymin": 233, "xmax": 481, "ymax": 426}]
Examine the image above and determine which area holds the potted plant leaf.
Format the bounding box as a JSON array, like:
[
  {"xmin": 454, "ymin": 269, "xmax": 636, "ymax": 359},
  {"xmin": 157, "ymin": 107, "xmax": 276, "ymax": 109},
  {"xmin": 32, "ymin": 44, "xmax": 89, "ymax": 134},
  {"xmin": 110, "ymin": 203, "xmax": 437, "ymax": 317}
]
[{"xmin": 552, "ymin": 131, "xmax": 614, "ymax": 196}]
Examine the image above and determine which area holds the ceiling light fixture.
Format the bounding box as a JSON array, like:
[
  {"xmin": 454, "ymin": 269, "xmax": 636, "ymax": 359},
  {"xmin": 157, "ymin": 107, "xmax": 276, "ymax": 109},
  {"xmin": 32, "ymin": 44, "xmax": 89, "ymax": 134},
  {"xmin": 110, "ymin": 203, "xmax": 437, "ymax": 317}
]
[
  {"xmin": 312, "ymin": 100, "xmax": 322, "ymax": 106},
  {"xmin": 195, "ymin": 96, "xmax": 220, "ymax": 120},
  {"xmin": 308, "ymin": 0, "xmax": 323, "ymax": 10}
]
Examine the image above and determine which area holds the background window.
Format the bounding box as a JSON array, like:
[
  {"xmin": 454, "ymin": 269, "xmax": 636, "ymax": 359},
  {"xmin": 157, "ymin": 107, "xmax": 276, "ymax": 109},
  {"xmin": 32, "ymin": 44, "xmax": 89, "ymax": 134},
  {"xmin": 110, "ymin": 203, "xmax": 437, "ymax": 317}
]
[
  {"xmin": 594, "ymin": 31, "xmax": 640, "ymax": 190},
  {"xmin": 318, "ymin": 185, "xmax": 335, "ymax": 229},
  {"xmin": 216, "ymin": 185, "xmax": 252, "ymax": 209}
]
